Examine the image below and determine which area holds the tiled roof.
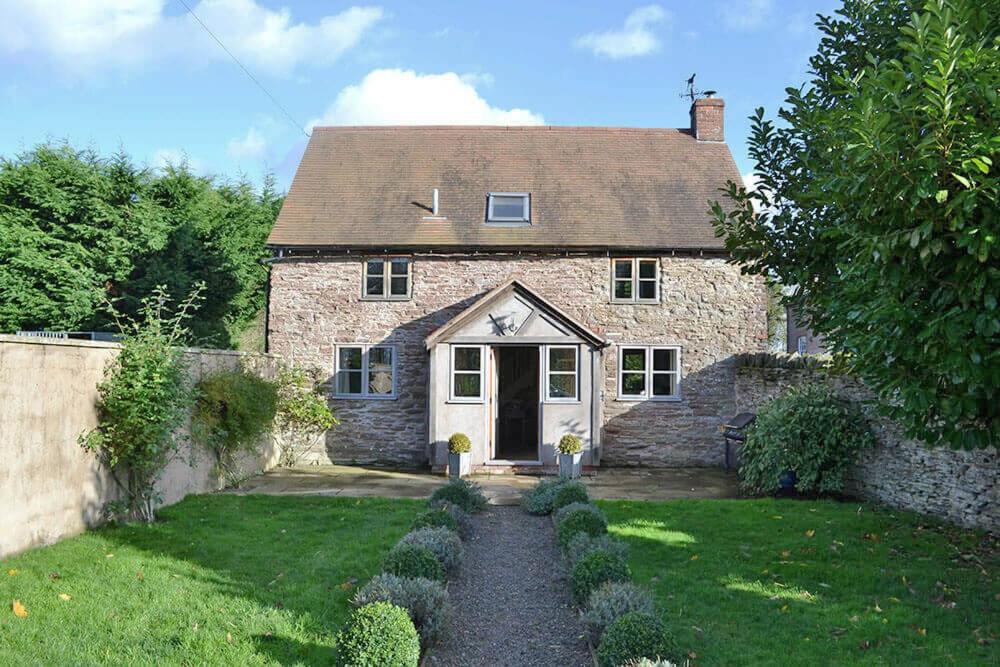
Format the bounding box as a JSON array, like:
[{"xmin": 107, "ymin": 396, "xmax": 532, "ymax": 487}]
[{"xmin": 267, "ymin": 125, "xmax": 742, "ymax": 250}]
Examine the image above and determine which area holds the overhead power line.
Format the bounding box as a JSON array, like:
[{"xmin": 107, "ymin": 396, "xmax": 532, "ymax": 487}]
[{"xmin": 175, "ymin": 0, "xmax": 311, "ymax": 139}]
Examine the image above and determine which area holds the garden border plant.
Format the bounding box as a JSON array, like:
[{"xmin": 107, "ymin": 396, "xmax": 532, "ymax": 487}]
[
  {"xmin": 341, "ymin": 478, "xmax": 486, "ymax": 665},
  {"xmin": 524, "ymin": 477, "xmax": 684, "ymax": 666}
]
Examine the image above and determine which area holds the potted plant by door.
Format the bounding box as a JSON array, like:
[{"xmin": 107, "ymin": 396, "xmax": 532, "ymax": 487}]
[
  {"xmin": 558, "ymin": 434, "xmax": 583, "ymax": 479},
  {"xmin": 448, "ymin": 432, "xmax": 472, "ymax": 478}
]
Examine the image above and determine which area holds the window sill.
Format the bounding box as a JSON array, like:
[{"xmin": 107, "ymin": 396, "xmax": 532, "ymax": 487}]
[
  {"xmin": 360, "ymin": 296, "xmax": 412, "ymax": 302},
  {"xmin": 446, "ymin": 398, "xmax": 485, "ymax": 405},
  {"xmin": 615, "ymin": 396, "xmax": 682, "ymax": 403},
  {"xmin": 609, "ymin": 299, "xmax": 661, "ymax": 305},
  {"xmin": 485, "ymin": 220, "xmax": 531, "ymax": 227},
  {"xmin": 331, "ymin": 394, "xmax": 398, "ymax": 401},
  {"xmin": 544, "ymin": 399, "xmax": 582, "ymax": 405}
]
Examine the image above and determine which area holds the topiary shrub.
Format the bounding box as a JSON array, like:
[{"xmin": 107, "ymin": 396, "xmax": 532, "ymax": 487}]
[
  {"xmin": 596, "ymin": 612, "xmax": 679, "ymax": 667},
  {"xmin": 398, "ymin": 527, "xmax": 464, "ymax": 571},
  {"xmin": 567, "ymin": 533, "xmax": 629, "ymax": 568},
  {"xmin": 582, "ymin": 581, "xmax": 656, "ymax": 640},
  {"xmin": 551, "ymin": 481, "xmax": 589, "ymax": 510},
  {"xmin": 382, "ymin": 544, "xmax": 444, "ymax": 582},
  {"xmin": 353, "ymin": 574, "xmax": 450, "ymax": 648},
  {"xmin": 558, "ymin": 433, "xmax": 583, "ymax": 455},
  {"xmin": 411, "ymin": 509, "xmax": 459, "ymax": 534},
  {"xmin": 448, "ymin": 432, "xmax": 472, "ymax": 454},
  {"xmin": 336, "ymin": 601, "xmax": 420, "ymax": 667},
  {"xmin": 570, "ymin": 550, "xmax": 631, "ymax": 605},
  {"xmin": 554, "ymin": 501, "xmax": 603, "ymax": 526},
  {"xmin": 521, "ymin": 478, "xmax": 569, "ymax": 515},
  {"xmin": 427, "ymin": 500, "xmax": 474, "ymax": 538},
  {"xmin": 558, "ymin": 505, "xmax": 608, "ymax": 548},
  {"xmin": 429, "ymin": 478, "xmax": 487, "ymax": 513},
  {"xmin": 740, "ymin": 383, "xmax": 876, "ymax": 495}
]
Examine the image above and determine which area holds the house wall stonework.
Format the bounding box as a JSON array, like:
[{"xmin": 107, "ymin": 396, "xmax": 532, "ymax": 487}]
[{"xmin": 268, "ymin": 253, "xmax": 767, "ymax": 467}]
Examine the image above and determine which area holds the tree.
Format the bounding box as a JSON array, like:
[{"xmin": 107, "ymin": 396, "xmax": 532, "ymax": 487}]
[
  {"xmin": 0, "ymin": 143, "xmax": 281, "ymax": 348},
  {"xmin": 711, "ymin": 0, "xmax": 999, "ymax": 449}
]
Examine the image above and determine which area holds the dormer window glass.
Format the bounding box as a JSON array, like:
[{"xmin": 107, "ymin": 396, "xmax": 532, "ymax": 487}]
[{"xmin": 487, "ymin": 193, "xmax": 530, "ymax": 224}]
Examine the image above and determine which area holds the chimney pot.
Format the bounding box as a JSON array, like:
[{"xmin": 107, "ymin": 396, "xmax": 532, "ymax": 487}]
[{"xmin": 691, "ymin": 97, "xmax": 725, "ymax": 142}]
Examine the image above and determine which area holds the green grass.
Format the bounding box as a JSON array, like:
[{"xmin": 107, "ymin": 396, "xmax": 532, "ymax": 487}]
[
  {"xmin": 0, "ymin": 495, "xmax": 421, "ymax": 666},
  {"xmin": 598, "ymin": 499, "xmax": 998, "ymax": 666}
]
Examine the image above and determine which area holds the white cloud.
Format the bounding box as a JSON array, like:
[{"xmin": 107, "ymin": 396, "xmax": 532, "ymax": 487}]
[
  {"xmin": 718, "ymin": 0, "xmax": 774, "ymax": 32},
  {"xmin": 228, "ymin": 127, "xmax": 268, "ymax": 160},
  {"xmin": 0, "ymin": 0, "xmax": 384, "ymax": 77},
  {"xmin": 574, "ymin": 5, "xmax": 669, "ymax": 59},
  {"xmin": 310, "ymin": 69, "xmax": 544, "ymax": 127}
]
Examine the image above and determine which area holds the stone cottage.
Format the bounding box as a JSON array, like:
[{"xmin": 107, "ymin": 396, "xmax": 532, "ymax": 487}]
[{"xmin": 266, "ymin": 98, "xmax": 767, "ymax": 471}]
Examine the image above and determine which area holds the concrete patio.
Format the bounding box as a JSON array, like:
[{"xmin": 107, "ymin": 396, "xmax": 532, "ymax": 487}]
[{"xmin": 231, "ymin": 464, "xmax": 740, "ymax": 505}]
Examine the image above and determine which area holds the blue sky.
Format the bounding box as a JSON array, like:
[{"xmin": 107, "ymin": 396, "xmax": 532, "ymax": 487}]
[{"xmin": 0, "ymin": 0, "xmax": 840, "ymax": 191}]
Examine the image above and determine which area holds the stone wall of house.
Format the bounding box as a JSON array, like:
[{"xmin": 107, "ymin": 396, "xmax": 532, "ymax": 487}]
[
  {"xmin": 267, "ymin": 253, "xmax": 767, "ymax": 467},
  {"xmin": 0, "ymin": 335, "xmax": 281, "ymax": 558},
  {"xmin": 734, "ymin": 366, "xmax": 998, "ymax": 533}
]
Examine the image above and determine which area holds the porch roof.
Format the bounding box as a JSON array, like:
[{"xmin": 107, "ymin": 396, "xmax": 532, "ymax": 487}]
[{"xmin": 424, "ymin": 278, "xmax": 610, "ymax": 350}]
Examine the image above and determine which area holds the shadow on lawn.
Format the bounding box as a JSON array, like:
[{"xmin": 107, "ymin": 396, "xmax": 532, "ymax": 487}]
[{"xmin": 99, "ymin": 494, "xmax": 420, "ymax": 665}]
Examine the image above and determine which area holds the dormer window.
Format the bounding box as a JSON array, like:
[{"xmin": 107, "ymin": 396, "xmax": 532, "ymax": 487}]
[{"xmin": 487, "ymin": 192, "xmax": 530, "ymax": 224}]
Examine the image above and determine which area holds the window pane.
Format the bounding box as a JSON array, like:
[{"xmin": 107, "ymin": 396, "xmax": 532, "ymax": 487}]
[
  {"xmin": 390, "ymin": 276, "xmax": 408, "ymax": 296},
  {"xmin": 390, "ymin": 258, "xmax": 409, "ymax": 276},
  {"xmin": 614, "ymin": 280, "xmax": 633, "ymax": 300},
  {"xmin": 549, "ymin": 348, "xmax": 576, "ymax": 372},
  {"xmin": 454, "ymin": 373, "xmax": 481, "ymax": 398},
  {"xmin": 622, "ymin": 348, "xmax": 646, "ymax": 371},
  {"xmin": 491, "ymin": 195, "xmax": 526, "ymax": 219},
  {"xmin": 614, "ymin": 260, "xmax": 633, "ymax": 279},
  {"xmin": 366, "ymin": 260, "xmax": 384, "ymax": 276},
  {"xmin": 653, "ymin": 348, "xmax": 677, "ymax": 371},
  {"xmin": 652, "ymin": 373, "xmax": 676, "ymax": 397},
  {"xmin": 638, "ymin": 260, "xmax": 657, "ymax": 279},
  {"xmin": 453, "ymin": 347, "xmax": 481, "ymax": 371},
  {"xmin": 339, "ymin": 347, "xmax": 362, "ymax": 370},
  {"xmin": 638, "ymin": 280, "xmax": 656, "ymax": 300},
  {"xmin": 366, "ymin": 276, "xmax": 384, "ymax": 296},
  {"xmin": 369, "ymin": 348, "xmax": 395, "ymax": 395},
  {"xmin": 369, "ymin": 371, "xmax": 393, "ymax": 395},
  {"xmin": 621, "ymin": 372, "xmax": 645, "ymax": 395},
  {"xmin": 549, "ymin": 374, "xmax": 576, "ymax": 399},
  {"xmin": 337, "ymin": 370, "xmax": 362, "ymax": 394}
]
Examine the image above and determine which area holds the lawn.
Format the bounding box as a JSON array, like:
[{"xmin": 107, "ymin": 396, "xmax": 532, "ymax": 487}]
[
  {"xmin": 598, "ymin": 499, "xmax": 997, "ymax": 666},
  {"xmin": 0, "ymin": 495, "xmax": 422, "ymax": 666}
]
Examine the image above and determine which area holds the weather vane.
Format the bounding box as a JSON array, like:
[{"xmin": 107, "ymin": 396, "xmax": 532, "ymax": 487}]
[{"xmin": 680, "ymin": 74, "xmax": 716, "ymax": 102}]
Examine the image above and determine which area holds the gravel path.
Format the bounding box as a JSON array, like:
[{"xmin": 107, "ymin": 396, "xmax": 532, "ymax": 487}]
[{"xmin": 427, "ymin": 506, "xmax": 591, "ymax": 667}]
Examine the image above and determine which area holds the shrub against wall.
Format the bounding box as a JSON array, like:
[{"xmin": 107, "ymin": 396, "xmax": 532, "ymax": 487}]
[
  {"xmin": 79, "ymin": 286, "xmax": 201, "ymax": 522},
  {"xmin": 740, "ymin": 383, "xmax": 876, "ymax": 495},
  {"xmin": 273, "ymin": 366, "xmax": 338, "ymax": 467},
  {"xmin": 193, "ymin": 368, "xmax": 277, "ymax": 487}
]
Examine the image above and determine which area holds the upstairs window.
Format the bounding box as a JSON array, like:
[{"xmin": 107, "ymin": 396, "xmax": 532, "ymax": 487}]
[
  {"xmin": 611, "ymin": 258, "xmax": 659, "ymax": 303},
  {"xmin": 487, "ymin": 193, "xmax": 530, "ymax": 224},
  {"xmin": 364, "ymin": 257, "xmax": 411, "ymax": 300}
]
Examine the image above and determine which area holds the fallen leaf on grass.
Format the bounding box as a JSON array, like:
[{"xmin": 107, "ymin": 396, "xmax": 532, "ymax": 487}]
[
  {"xmin": 12, "ymin": 600, "xmax": 28, "ymax": 618},
  {"xmin": 339, "ymin": 578, "xmax": 357, "ymax": 590},
  {"xmin": 58, "ymin": 594, "xmax": 71, "ymax": 601},
  {"xmin": 105, "ymin": 553, "xmax": 114, "ymax": 559},
  {"xmin": 689, "ymin": 554, "xmax": 699, "ymax": 561},
  {"xmin": 781, "ymin": 550, "xmax": 792, "ymax": 559},
  {"xmin": 916, "ymin": 627, "xmax": 927, "ymax": 636},
  {"xmin": 48, "ymin": 572, "xmax": 61, "ymax": 580},
  {"xmin": 780, "ymin": 604, "xmax": 790, "ymax": 613},
  {"xmin": 6, "ymin": 569, "xmax": 18, "ymax": 577},
  {"xmin": 136, "ymin": 571, "xmax": 144, "ymax": 582},
  {"xmin": 226, "ymin": 632, "xmax": 233, "ymax": 643},
  {"xmin": 863, "ymin": 533, "xmax": 880, "ymax": 542},
  {"xmin": 830, "ymin": 627, "xmax": 847, "ymax": 637},
  {"xmin": 805, "ymin": 530, "xmax": 815, "ymax": 537}
]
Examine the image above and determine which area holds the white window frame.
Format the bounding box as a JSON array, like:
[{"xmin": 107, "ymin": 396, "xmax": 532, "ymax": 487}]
[
  {"xmin": 333, "ymin": 343, "xmax": 397, "ymax": 399},
  {"xmin": 610, "ymin": 258, "xmax": 660, "ymax": 304},
  {"xmin": 545, "ymin": 345, "xmax": 579, "ymax": 403},
  {"xmin": 616, "ymin": 345, "xmax": 681, "ymax": 401},
  {"xmin": 362, "ymin": 257, "xmax": 412, "ymax": 300},
  {"xmin": 486, "ymin": 192, "xmax": 531, "ymax": 224},
  {"xmin": 449, "ymin": 344, "xmax": 485, "ymax": 403}
]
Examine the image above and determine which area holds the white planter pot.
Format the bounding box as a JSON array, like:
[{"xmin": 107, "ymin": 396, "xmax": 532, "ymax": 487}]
[
  {"xmin": 448, "ymin": 452, "xmax": 471, "ymax": 478},
  {"xmin": 559, "ymin": 452, "xmax": 583, "ymax": 479}
]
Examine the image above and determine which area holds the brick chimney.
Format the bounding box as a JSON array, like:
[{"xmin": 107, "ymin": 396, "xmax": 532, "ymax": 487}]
[{"xmin": 690, "ymin": 97, "xmax": 724, "ymax": 142}]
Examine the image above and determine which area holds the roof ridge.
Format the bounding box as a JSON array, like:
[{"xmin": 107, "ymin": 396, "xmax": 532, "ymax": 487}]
[{"xmin": 310, "ymin": 125, "xmax": 691, "ymax": 133}]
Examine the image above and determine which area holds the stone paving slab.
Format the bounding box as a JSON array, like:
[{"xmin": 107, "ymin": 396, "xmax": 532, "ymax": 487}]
[{"xmin": 231, "ymin": 464, "xmax": 740, "ymax": 503}]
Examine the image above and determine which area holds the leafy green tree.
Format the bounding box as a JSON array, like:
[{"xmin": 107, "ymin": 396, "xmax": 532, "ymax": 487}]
[
  {"xmin": 712, "ymin": 0, "xmax": 999, "ymax": 449},
  {"xmin": 0, "ymin": 143, "xmax": 280, "ymax": 348}
]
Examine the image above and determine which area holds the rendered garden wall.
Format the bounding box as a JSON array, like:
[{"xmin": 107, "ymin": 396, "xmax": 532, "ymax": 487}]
[{"xmin": 0, "ymin": 335, "xmax": 281, "ymax": 558}]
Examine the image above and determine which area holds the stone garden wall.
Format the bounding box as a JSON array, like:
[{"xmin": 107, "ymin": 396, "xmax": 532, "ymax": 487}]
[
  {"xmin": 0, "ymin": 335, "xmax": 281, "ymax": 558},
  {"xmin": 734, "ymin": 365, "xmax": 998, "ymax": 534}
]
